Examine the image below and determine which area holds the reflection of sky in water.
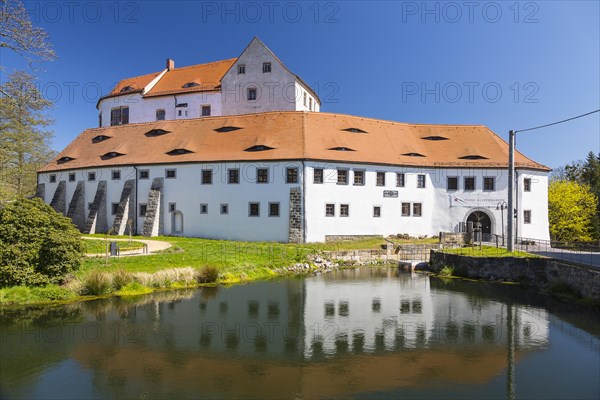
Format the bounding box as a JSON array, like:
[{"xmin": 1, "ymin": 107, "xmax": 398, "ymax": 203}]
[{"xmin": 0, "ymin": 269, "xmax": 598, "ymax": 400}]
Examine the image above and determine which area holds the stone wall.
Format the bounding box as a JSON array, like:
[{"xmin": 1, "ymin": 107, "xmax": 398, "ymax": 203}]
[
  {"xmin": 142, "ymin": 177, "xmax": 163, "ymax": 237},
  {"xmin": 66, "ymin": 181, "xmax": 86, "ymax": 231},
  {"xmin": 325, "ymin": 235, "xmax": 382, "ymax": 242},
  {"xmin": 288, "ymin": 187, "xmax": 303, "ymax": 243},
  {"xmin": 429, "ymin": 251, "xmax": 600, "ymax": 303},
  {"xmin": 49, "ymin": 181, "xmax": 66, "ymax": 215}
]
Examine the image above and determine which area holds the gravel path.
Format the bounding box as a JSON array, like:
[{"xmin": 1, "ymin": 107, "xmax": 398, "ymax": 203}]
[{"xmin": 82, "ymin": 237, "xmax": 172, "ymax": 257}]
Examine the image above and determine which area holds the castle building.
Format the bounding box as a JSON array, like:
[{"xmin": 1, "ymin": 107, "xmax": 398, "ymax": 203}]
[{"xmin": 37, "ymin": 38, "xmax": 550, "ymax": 243}]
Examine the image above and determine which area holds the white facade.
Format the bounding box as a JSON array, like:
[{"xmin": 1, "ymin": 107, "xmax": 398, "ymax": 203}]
[{"xmin": 38, "ymin": 160, "xmax": 550, "ymax": 242}]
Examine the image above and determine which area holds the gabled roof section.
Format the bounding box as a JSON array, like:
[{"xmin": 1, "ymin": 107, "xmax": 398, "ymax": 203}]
[
  {"xmin": 39, "ymin": 112, "xmax": 550, "ymax": 172},
  {"xmin": 145, "ymin": 58, "xmax": 237, "ymax": 97},
  {"xmin": 105, "ymin": 71, "xmax": 162, "ymax": 98}
]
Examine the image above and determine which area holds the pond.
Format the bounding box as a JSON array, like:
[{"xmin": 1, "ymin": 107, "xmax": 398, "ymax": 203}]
[{"xmin": 1, "ymin": 269, "xmax": 599, "ymax": 399}]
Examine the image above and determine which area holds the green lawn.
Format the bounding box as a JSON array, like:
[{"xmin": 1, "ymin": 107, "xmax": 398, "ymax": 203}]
[{"xmin": 442, "ymin": 245, "xmax": 539, "ymax": 258}]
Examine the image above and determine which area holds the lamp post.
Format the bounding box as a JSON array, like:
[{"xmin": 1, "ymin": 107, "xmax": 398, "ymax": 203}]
[{"xmin": 497, "ymin": 201, "xmax": 507, "ymax": 246}]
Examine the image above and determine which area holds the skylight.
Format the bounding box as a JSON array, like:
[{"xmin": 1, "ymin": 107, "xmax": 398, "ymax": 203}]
[
  {"xmin": 92, "ymin": 135, "xmax": 111, "ymax": 143},
  {"xmin": 422, "ymin": 136, "xmax": 449, "ymax": 141},
  {"xmin": 245, "ymin": 145, "xmax": 274, "ymax": 152},
  {"xmin": 214, "ymin": 126, "xmax": 243, "ymax": 133},
  {"xmin": 145, "ymin": 129, "xmax": 170, "ymax": 137},
  {"xmin": 166, "ymin": 148, "xmax": 194, "ymax": 155},
  {"xmin": 329, "ymin": 147, "xmax": 356, "ymax": 152},
  {"xmin": 342, "ymin": 128, "xmax": 367, "ymax": 133}
]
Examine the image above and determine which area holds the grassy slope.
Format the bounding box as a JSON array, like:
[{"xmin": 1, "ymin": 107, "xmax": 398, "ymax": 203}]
[{"xmin": 442, "ymin": 245, "xmax": 538, "ymax": 258}]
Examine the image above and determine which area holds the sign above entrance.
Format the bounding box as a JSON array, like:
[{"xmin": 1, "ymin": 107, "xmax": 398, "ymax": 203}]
[{"xmin": 449, "ymin": 195, "xmax": 506, "ymax": 208}]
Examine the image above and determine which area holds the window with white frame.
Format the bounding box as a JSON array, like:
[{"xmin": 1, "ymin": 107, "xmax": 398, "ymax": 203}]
[
  {"xmin": 340, "ymin": 204, "xmax": 349, "ymax": 217},
  {"xmin": 376, "ymin": 172, "xmax": 386, "ymax": 186},
  {"xmin": 396, "ymin": 173, "xmax": 405, "ymax": 187},
  {"xmin": 325, "ymin": 203, "xmax": 335, "ymax": 217},
  {"xmin": 314, "ymin": 168, "xmax": 324, "ymax": 184},
  {"xmin": 484, "ymin": 177, "xmax": 495, "ymax": 191},
  {"xmin": 417, "ymin": 174, "xmax": 426, "ymax": 188}
]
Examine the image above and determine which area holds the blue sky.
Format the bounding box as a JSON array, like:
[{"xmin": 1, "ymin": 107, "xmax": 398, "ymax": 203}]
[{"xmin": 3, "ymin": 0, "xmax": 599, "ymax": 169}]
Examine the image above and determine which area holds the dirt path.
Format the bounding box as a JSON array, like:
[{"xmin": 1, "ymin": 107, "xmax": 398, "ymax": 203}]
[{"xmin": 82, "ymin": 237, "xmax": 172, "ymax": 257}]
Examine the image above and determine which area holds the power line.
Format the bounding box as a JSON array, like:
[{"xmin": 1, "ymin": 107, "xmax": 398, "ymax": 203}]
[{"xmin": 515, "ymin": 109, "xmax": 600, "ymax": 134}]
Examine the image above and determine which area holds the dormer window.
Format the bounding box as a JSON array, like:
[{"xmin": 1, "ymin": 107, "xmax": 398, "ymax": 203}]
[
  {"xmin": 329, "ymin": 147, "xmax": 356, "ymax": 152},
  {"xmin": 342, "ymin": 128, "xmax": 367, "ymax": 133},
  {"xmin": 402, "ymin": 153, "xmax": 426, "ymax": 157},
  {"xmin": 459, "ymin": 155, "xmax": 489, "ymax": 160},
  {"xmin": 245, "ymin": 145, "xmax": 274, "ymax": 152},
  {"xmin": 101, "ymin": 151, "xmax": 124, "ymax": 160},
  {"xmin": 145, "ymin": 129, "xmax": 170, "ymax": 137},
  {"xmin": 237, "ymin": 64, "xmax": 245, "ymax": 74},
  {"xmin": 92, "ymin": 135, "xmax": 111, "ymax": 143},
  {"xmin": 214, "ymin": 126, "xmax": 242, "ymax": 133},
  {"xmin": 262, "ymin": 62, "xmax": 271, "ymax": 73},
  {"xmin": 57, "ymin": 156, "xmax": 75, "ymax": 164},
  {"xmin": 182, "ymin": 82, "xmax": 200, "ymax": 88},
  {"xmin": 422, "ymin": 136, "xmax": 449, "ymax": 141},
  {"xmin": 166, "ymin": 148, "xmax": 194, "ymax": 155},
  {"xmin": 120, "ymin": 85, "xmax": 134, "ymax": 92}
]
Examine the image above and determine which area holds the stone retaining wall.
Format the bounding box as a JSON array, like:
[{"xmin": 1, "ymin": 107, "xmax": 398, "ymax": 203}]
[{"xmin": 429, "ymin": 251, "xmax": 600, "ymax": 303}]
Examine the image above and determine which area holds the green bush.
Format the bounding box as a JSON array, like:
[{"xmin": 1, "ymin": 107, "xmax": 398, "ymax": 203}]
[
  {"xmin": 197, "ymin": 265, "xmax": 220, "ymax": 283},
  {"xmin": 82, "ymin": 270, "xmax": 113, "ymax": 295},
  {"xmin": 112, "ymin": 269, "xmax": 133, "ymax": 290},
  {"xmin": 438, "ymin": 265, "xmax": 454, "ymax": 277},
  {"xmin": 0, "ymin": 198, "xmax": 85, "ymax": 287}
]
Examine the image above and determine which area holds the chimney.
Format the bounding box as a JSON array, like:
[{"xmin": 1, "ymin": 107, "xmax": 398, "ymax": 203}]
[{"xmin": 166, "ymin": 58, "xmax": 175, "ymax": 71}]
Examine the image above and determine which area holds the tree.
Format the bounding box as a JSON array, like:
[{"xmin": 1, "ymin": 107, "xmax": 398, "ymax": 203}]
[
  {"xmin": 0, "ymin": 71, "xmax": 54, "ymax": 199},
  {"xmin": 0, "ymin": 198, "xmax": 84, "ymax": 287},
  {"xmin": 0, "ymin": 0, "xmax": 56, "ymax": 73},
  {"xmin": 548, "ymin": 180, "xmax": 597, "ymax": 242}
]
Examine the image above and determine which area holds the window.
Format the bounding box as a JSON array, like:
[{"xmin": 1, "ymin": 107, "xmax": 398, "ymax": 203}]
[
  {"xmin": 484, "ymin": 177, "xmax": 495, "ymax": 191},
  {"xmin": 228, "ymin": 169, "xmax": 239, "ymax": 184},
  {"xmin": 337, "ymin": 169, "xmax": 348, "ymax": 185},
  {"xmin": 139, "ymin": 169, "xmax": 149, "ymax": 179},
  {"xmin": 168, "ymin": 203, "xmax": 176, "ymax": 212},
  {"xmin": 286, "ymin": 167, "xmax": 298, "ymax": 184},
  {"xmin": 314, "ymin": 168, "xmax": 323, "ymax": 184},
  {"xmin": 303, "ymin": 92, "xmax": 307, "ymax": 106},
  {"xmin": 401, "ymin": 203, "xmax": 411, "ymax": 216},
  {"xmin": 249, "ymin": 202, "xmax": 260, "ymax": 217},
  {"xmin": 110, "ymin": 106, "xmax": 129, "ymax": 126},
  {"xmin": 262, "ymin": 62, "xmax": 271, "ymax": 73},
  {"xmin": 68, "ymin": 173, "xmax": 75, "ymax": 182},
  {"xmin": 98, "ymin": 113, "xmax": 102, "ymax": 127},
  {"xmin": 413, "ymin": 203, "xmax": 422, "ymax": 217},
  {"xmin": 201, "ymin": 105, "xmax": 211, "ymax": 116},
  {"xmin": 524, "ymin": 178, "xmax": 531, "ymax": 192},
  {"xmin": 200, "ymin": 204, "xmax": 208, "ymax": 214},
  {"xmin": 165, "ymin": 169, "xmax": 176, "ymax": 179},
  {"xmin": 396, "ymin": 173, "xmax": 405, "ymax": 187},
  {"xmin": 309, "ymin": 98, "xmax": 313, "ymax": 110},
  {"xmin": 269, "ymin": 202, "xmax": 280, "ymax": 217},
  {"xmin": 417, "ymin": 174, "xmax": 426, "ymax": 188},
  {"xmin": 88, "ymin": 172, "xmax": 96, "ymax": 182},
  {"xmin": 464, "ymin": 177, "xmax": 475, "ymax": 191},
  {"xmin": 49, "ymin": 174, "xmax": 56, "ymax": 183},
  {"xmin": 111, "ymin": 203, "xmax": 119, "ymax": 215},
  {"xmin": 202, "ymin": 169, "xmax": 213, "ymax": 184},
  {"xmin": 112, "ymin": 170, "xmax": 121, "ymax": 180},
  {"xmin": 220, "ymin": 204, "xmax": 229, "ymax": 215},
  {"xmin": 247, "ymin": 87, "xmax": 257, "ymax": 101},
  {"xmin": 376, "ymin": 172, "xmax": 386, "ymax": 187},
  {"xmin": 237, "ymin": 64, "xmax": 245, "ymax": 74},
  {"xmin": 257, "ymin": 168, "xmax": 269, "ymax": 183},
  {"xmin": 447, "ymin": 177, "xmax": 458, "ymax": 191},
  {"xmin": 156, "ymin": 109, "xmax": 165, "ymax": 121},
  {"xmin": 139, "ymin": 204, "xmax": 147, "ymax": 216},
  {"xmin": 373, "ymin": 206, "xmax": 381, "ymax": 218},
  {"xmin": 325, "ymin": 203, "xmax": 335, "ymax": 217},
  {"xmin": 524, "ymin": 210, "xmax": 531, "ymax": 224},
  {"xmin": 353, "ymin": 170, "xmax": 365, "ymax": 185},
  {"xmin": 340, "ymin": 204, "xmax": 349, "ymax": 217}
]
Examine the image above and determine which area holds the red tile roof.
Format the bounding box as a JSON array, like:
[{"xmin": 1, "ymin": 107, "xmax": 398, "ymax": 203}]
[{"xmin": 39, "ymin": 112, "xmax": 549, "ymax": 172}]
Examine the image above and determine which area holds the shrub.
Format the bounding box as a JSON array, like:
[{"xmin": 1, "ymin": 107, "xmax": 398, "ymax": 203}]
[
  {"xmin": 438, "ymin": 265, "xmax": 454, "ymax": 277},
  {"xmin": 0, "ymin": 198, "xmax": 85, "ymax": 287},
  {"xmin": 197, "ymin": 265, "xmax": 220, "ymax": 283},
  {"xmin": 82, "ymin": 270, "xmax": 113, "ymax": 295},
  {"xmin": 116, "ymin": 282, "xmax": 152, "ymax": 296},
  {"xmin": 112, "ymin": 269, "xmax": 133, "ymax": 290}
]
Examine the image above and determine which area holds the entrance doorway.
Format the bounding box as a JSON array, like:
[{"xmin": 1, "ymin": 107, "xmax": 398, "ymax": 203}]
[{"xmin": 467, "ymin": 211, "xmax": 492, "ymax": 235}]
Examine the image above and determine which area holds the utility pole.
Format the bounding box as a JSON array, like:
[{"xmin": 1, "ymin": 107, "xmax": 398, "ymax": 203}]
[{"xmin": 507, "ymin": 130, "xmax": 515, "ymax": 252}]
